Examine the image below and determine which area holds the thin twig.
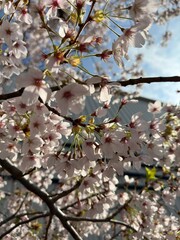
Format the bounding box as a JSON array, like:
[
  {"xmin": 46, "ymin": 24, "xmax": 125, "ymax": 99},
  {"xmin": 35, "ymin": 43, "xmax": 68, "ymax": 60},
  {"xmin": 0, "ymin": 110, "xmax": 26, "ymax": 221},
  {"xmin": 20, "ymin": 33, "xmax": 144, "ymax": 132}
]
[
  {"xmin": 0, "ymin": 213, "xmax": 49, "ymax": 239},
  {"xmin": 44, "ymin": 214, "xmax": 53, "ymax": 240},
  {"xmin": 52, "ymin": 179, "xmax": 82, "ymax": 202},
  {"xmin": 0, "ymin": 192, "xmax": 28, "ymax": 227},
  {"xmin": 66, "ymin": 215, "xmax": 136, "ymax": 231},
  {"xmin": 61, "ymin": 191, "xmax": 106, "ymax": 211}
]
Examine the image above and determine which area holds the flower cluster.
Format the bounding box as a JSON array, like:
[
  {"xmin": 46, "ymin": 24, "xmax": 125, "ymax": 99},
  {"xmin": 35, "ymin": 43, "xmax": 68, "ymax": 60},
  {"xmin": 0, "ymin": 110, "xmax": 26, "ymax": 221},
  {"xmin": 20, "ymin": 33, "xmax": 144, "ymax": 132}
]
[{"xmin": 0, "ymin": 0, "xmax": 179, "ymax": 239}]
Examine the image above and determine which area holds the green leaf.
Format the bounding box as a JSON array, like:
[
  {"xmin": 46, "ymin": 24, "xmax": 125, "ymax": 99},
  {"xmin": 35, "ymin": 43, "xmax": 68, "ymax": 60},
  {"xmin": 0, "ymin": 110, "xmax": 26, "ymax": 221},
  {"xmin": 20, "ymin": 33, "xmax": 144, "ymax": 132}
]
[{"xmin": 145, "ymin": 167, "xmax": 157, "ymax": 182}]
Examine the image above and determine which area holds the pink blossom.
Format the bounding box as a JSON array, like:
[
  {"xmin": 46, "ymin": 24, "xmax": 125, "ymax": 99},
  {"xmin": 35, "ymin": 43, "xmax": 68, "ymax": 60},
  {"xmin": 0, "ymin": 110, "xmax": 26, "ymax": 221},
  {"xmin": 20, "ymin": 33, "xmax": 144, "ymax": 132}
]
[
  {"xmin": 16, "ymin": 68, "xmax": 51, "ymax": 105},
  {"xmin": 29, "ymin": 114, "xmax": 46, "ymax": 136},
  {"xmin": 22, "ymin": 135, "xmax": 44, "ymax": 154},
  {"xmin": 148, "ymin": 101, "xmax": 162, "ymax": 113},
  {"xmin": 130, "ymin": 0, "xmax": 159, "ymax": 21},
  {"xmin": 82, "ymin": 139, "xmax": 99, "ymax": 161},
  {"xmin": 54, "ymin": 83, "xmax": 89, "ymax": 115},
  {"xmin": 17, "ymin": 7, "xmax": 33, "ymax": 24},
  {"xmin": 112, "ymin": 18, "xmax": 151, "ymax": 67},
  {"xmin": 20, "ymin": 154, "xmax": 41, "ymax": 171},
  {"xmin": 9, "ymin": 40, "xmax": 27, "ymax": 59},
  {"xmin": 0, "ymin": 21, "xmax": 22, "ymax": 46}
]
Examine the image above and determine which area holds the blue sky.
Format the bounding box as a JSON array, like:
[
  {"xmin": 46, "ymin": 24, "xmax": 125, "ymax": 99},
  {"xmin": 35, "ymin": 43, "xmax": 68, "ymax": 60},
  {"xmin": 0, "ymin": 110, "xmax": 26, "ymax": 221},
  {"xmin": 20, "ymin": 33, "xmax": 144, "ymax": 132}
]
[
  {"xmin": 125, "ymin": 16, "xmax": 180, "ymax": 105},
  {"xmin": 84, "ymin": 16, "xmax": 180, "ymax": 105}
]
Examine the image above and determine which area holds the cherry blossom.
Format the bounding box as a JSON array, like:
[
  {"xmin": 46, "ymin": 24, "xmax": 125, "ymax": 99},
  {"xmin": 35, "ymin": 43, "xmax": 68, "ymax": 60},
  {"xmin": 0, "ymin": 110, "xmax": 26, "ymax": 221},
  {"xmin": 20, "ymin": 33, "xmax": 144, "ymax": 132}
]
[
  {"xmin": 148, "ymin": 100, "xmax": 162, "ymax": 113},
  {"xmin": 54, "ymin": 83, "xmax": 90, "ymax": 115},
  {"xmin": 130, "ymin": 0, "xmax": 159, "ymax": 21},
  {"xmin": 0, "ymin": 1, "xmax": 179, "ymax": 240},
  {"xmin": 16, "ymin": 68, "xmax": 51, "ymax": 105},
  {"xmin": 0, "ymin": 21, "xmax": 22, "ymax": 46},
  {"xmin": 113, "ymin": 18, "xmax": 151, "ymax": 67}
]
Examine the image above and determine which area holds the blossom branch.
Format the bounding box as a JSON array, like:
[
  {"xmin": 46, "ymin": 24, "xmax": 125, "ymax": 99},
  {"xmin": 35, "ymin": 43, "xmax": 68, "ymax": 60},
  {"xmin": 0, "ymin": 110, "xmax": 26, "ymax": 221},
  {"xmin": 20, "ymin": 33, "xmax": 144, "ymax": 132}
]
[
  {"xmin": 66, "ymin": 215, "xmax": 136, "ymax": 232},
  {"xmin": 113, "ymin": 76, "xmax": 180, "ymax": 86},
  {"xmin": 0, "ymin": 192, "xmax": 28, "ymax": 227},
  {"xmin": 65, "ymin": 199, "xmax": 135, "ymax": 232},
  {"xmin": 68, "ymin": 0, "xmax": 96, "ymax": 45},
  {"xmin": 0, "ymin": 159, "xmax": 83, "ymax": 240},
  {"xmin": 0, "ymin": 76, "xmax": 179, "ymax": 101},
  {"xmin": 44, "ymin": 214, "xmax": 53, "ymax": 240},
  {"xmin": 0, "ymin": 212, "xmax": 49, "ymax": 239},
  {"xmin": 51, "ymin": 179, "xmax": 83, "ymax": 202},
  {"xmin": 61, "ymin": 191, "xmax": 106, "ymax": 211}
]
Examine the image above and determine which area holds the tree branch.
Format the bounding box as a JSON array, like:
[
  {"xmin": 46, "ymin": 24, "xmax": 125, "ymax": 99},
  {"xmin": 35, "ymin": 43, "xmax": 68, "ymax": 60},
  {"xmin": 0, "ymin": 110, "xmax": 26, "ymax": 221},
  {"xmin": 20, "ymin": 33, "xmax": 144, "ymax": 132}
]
[
  {"xmin": 0, "ymin": 159, "xmax": 82, "ymax": 240},
  {"xmin": 114, "ymin": 76, "xmax": 180, "ymax": 86},
  {"xmin": 0, "ymin": 192, "xmax": 28, "ymax": 227},
  {"xmin": 44, "ymin": 214, "xmax": 53, "ymax": 240},
  {"xmin": 61, "ymin": 191, "xmax": 106, "ymax": 211},
  {"xmin": 65, "ymin": 198, "xmax": 135, "ymax": 232},
  {"xmin": 51, "ymin": 179, "xmax": 82, "ymax": 203},
  {"xmin": 0, "ymin": 76, "xmax": 179, "ymax": 101},
  {"xmin": 66, "ymin": 215, "xmax": 136, "ymax": 231},
  {"xmin": 0, "ymin": 212, "xmax": 49, "ymax": 239}
]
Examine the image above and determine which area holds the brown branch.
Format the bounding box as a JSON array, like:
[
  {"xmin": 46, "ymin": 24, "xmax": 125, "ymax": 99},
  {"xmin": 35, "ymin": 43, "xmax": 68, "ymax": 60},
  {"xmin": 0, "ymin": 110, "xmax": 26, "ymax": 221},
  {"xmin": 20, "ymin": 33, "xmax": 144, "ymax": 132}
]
[
  {"xmin": 44, "ymin": 214, "xmax": 53, "ymax": 240},
  {"xmin": 0, "ymin": 193, "xmax": 28, "ymax": 227},
  {"xmin": 66, "ymin": 215, "xmax": 135, "ymax": 231},
  {"xmin": 0, "ymin": 212, "xmax": 49, "ymax": 239},
  {"xmin": 0, "ymin": 88, "xmax": 24, "ymax": 100},
  {"xmin": 0, "ymin": 159, "xmax": 82, "ymax": 240},
  {"xmin": 114, "ymin": 76, "xmax": 180, "ymax": 87},
  {"xmin": 0, "ymin": 76, "xmax": 179, "ymax": 101},
  {"xmin": 106, "ymin": 197, "xmax": 132, "ymax": 220},
  {"xmin": 52, "ymin": 179, "xmax": 82, "ymax": 203},
  {"xmin": 61, "ymin": 191, "xmax": 106, "ymax": 211},
  {"xmin": 65, "ymin": 199, "xmax": 135, "ymax": 232}
]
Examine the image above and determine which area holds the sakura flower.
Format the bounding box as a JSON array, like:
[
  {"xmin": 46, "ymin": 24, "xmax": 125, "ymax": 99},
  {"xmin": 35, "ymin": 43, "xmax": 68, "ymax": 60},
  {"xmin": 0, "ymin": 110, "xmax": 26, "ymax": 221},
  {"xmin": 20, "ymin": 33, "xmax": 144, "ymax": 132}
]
[
  {"xmin": 22, "ymin": 135, "xmax": 44, "ymax": 154},
  {"xmin": 17, "ymin": 7, "xmax": 33, "ymax": 24},
  {"xmin": 82, "ymin": 139, "xmax": 99, "ymax": 161},
  {"xmin": 1, "ymin": 63, "xmax": 21, "ymax": 78},
  {"xmin": 32, "ymin": 101, "xmax": 49, "ymax": 116},
  {"xmin": 77, "ymin": 35, "xmax": 94, "ymax": 52},
  {"xmin": 0, "ymin": 140, "xmax": 20, "ymax": 161},
  {"xmin": 55, "ymin": 155, "xmax": 75, "ymax": 178},
  {"xmin": 148, "ymin": 101, "xmax": 162, "ymax": 114},
  {"xmin": 100, "ymin": 133, "xmax": 121, "ymax": 159},
  {"xmin": 129, "ymin": 112, "xmax": 148, "ymax": 131},
  {"xmin": 55, "ymin": 120, "xmax": 71, "ymax": 136},
  {"xmin": 112, "ymin": 38, "xmax": 127, "ymax": 68},
  {"xmin": 0, "ymin": 21, "xmax": 22, "ymax": 46},
  {"xmin": 118, "ymin": 192, "xmax": 129, "ymax": 205},
  {"xmin": 45, "ymin": 0, "xmax": 66, "ymax": 19},
  {"xmin": 58, "ymin": 19, "xmax": 69, "ymax": 38},
  {"xmin": 16, "ymin": 68, "xmax": 51, "ymax": 106},
  {"xmin": 9, "ymin": 40, "xmax": 27, "ymax": 59},
  {"xmin": 43, "ymin": 131, "xmax": 62, "ymax": 148},
  {"xmin": 130, "ymin": 0, "xmax": 159, "ymax": 21},
  {"xmin": 20, "ymin": 154, "xmax": 42, "ymax": 172},
  {"xmin": 108, "ymin": 155, "xmax": 124, "ymax": 175},
  {"xmin": 86, "ymin": 76, "xmax": 112, "ymax": 102},
  {"xmin": 29, "ymin": 114, "xmax": 46, "ymax": 136},
  {"xmin": 2, "ymin": 100, "xmax": 18, "ymax": 116},
  {"xmin": 7, "ymin": 120, "xmax": 25, "ymax": 139},
  {"xmin": 54, "ymin": 83, "xmax": 89, "ymax": 115},
  {"xmin": 3, "ymin": 1, "xmax": 15, "ymax": 15},
  {"xmin": 13, "ymin": 97, "xmax": 31, "ymax": 114},
  {"xmin": 79, "ymin": 175, "xmax": 99, "ymax": 193},
  {"xmin": 112, "ymin": 18, "xmax": 151, "ymax": 67}
]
